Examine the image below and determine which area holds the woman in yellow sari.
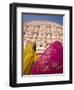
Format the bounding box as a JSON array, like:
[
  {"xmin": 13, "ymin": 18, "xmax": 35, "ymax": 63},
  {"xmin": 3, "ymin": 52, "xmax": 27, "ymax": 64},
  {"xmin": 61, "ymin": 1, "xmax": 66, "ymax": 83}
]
[{"xmin": 23, "ymin": 42, "xmax": 39, "ymax": 75}]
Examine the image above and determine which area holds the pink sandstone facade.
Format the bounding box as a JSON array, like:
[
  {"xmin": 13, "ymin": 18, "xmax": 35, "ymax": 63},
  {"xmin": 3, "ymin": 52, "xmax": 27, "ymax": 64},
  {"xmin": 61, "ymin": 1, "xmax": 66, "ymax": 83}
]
[{"xmin": 23, "ymin": 20, "xmax": 63, "ymax": 53}]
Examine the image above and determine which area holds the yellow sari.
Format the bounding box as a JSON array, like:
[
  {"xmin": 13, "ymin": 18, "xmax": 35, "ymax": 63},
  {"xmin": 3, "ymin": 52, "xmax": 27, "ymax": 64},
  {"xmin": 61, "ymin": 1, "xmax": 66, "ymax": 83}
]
[{"xmin": 23, "ymin": 42, "xmax": 40, "ymax": 75}]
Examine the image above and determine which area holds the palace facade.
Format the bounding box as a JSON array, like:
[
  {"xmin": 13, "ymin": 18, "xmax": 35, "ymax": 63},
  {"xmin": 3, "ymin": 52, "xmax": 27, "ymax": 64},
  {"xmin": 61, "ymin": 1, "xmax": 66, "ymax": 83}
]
[{"xmin": 23, "ymin": 21, "xmax": 63, "ymax": 53}]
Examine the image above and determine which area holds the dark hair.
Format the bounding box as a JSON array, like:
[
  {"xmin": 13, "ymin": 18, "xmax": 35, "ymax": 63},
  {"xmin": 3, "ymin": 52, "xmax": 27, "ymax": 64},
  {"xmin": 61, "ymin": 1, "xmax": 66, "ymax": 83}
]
[{"xmin": 33, "ymin": 43, "xmax": 36, "ymax": 51}]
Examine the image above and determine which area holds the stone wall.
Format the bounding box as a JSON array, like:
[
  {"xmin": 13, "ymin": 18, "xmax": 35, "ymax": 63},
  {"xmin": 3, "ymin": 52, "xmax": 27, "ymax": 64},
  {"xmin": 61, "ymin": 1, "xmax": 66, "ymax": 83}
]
[{"xmin": 23, "ymin": 21, "xmax": 63, "ymax": 53}]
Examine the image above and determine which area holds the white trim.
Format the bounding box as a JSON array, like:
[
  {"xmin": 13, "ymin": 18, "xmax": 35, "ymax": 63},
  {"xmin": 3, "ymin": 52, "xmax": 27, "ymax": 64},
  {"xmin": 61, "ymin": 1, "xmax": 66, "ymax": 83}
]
[{"xmin": 16, "ymin": 7, "xmax": 70, "ymax": 83}]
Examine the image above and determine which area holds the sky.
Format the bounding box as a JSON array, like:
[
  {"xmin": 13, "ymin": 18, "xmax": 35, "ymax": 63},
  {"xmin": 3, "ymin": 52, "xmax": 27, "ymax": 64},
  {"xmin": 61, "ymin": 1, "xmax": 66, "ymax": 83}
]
[{"xmin": 22, "ymin": 13, "xmax": 63, "ymax": 25}]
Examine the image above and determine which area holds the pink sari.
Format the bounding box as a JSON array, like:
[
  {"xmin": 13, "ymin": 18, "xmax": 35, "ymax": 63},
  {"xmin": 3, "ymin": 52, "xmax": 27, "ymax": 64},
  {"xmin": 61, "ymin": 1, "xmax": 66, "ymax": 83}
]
[{"xmin": 32, "ymin": 41, "xmax": 63, "ymax": 74}]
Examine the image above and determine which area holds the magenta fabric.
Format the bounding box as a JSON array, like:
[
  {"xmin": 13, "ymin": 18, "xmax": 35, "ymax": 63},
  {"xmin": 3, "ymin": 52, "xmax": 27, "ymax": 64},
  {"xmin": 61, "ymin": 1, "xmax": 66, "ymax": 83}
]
[{"xmin": 32, "ymin": 41, "xmax": 63, "ymax": 74}]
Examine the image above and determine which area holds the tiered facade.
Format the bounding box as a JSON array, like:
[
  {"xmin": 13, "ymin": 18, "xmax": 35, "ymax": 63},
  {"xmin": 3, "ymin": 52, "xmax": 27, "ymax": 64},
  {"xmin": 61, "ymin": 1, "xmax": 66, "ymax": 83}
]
[{"xmin": 23, "ymin": 21, "xmax": 63, "ymax": 53}]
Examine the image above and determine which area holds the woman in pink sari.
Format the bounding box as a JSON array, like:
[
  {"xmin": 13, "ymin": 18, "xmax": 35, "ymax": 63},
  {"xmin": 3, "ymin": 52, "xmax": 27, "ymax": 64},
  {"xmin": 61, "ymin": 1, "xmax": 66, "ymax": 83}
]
[{"xmin": 32, "ymin": 41, "xmax": 63, "ymax": 74}]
